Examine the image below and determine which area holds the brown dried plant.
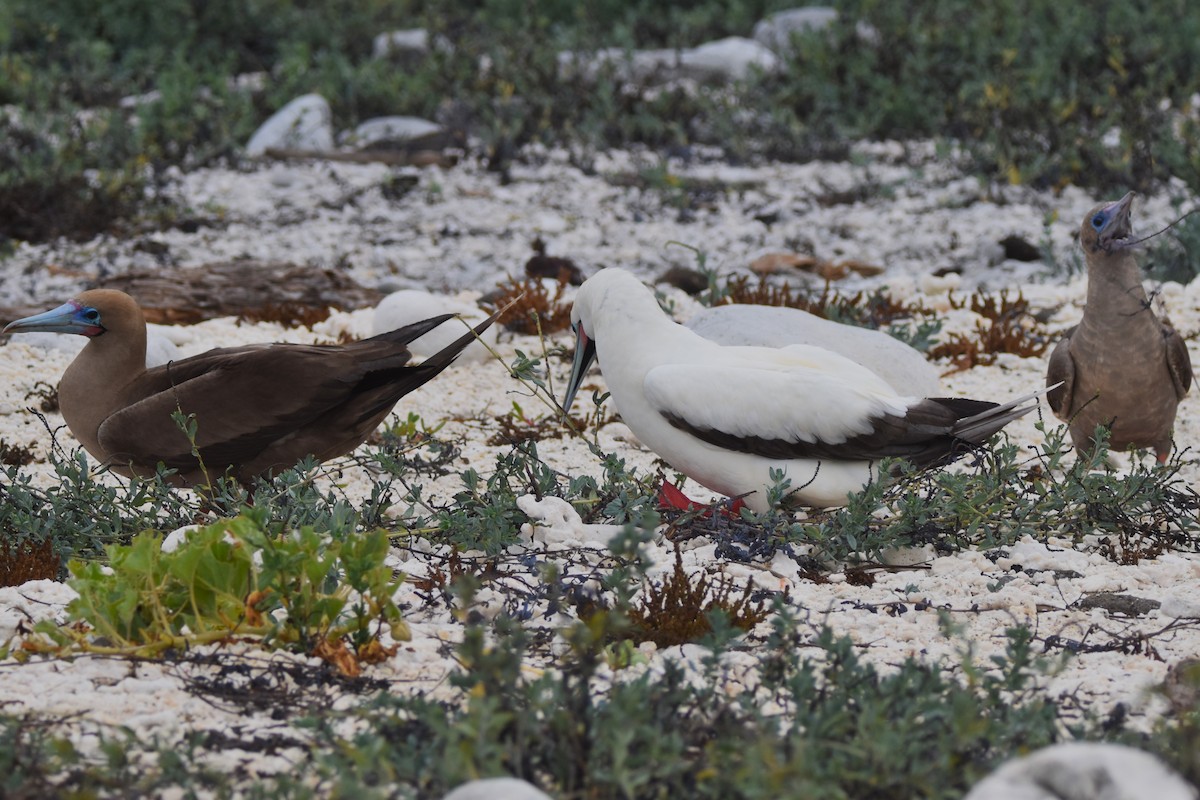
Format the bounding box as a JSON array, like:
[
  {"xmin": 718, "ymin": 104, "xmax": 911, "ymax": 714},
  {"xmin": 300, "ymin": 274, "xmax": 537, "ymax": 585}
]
[
  {"xmin": 237, "ymin": 302, "xmax": 334, "ymax": 329},
  {"xmin": 721, "ymin": 275, "xmax": 934, "ymax": 328},
  {"xmin": 25, "ymin": 381, "xmax": 58, "ymax": 413},
  {"xmin": 483, "ymin": 276, "xmax": 573, "ymax": 335},
  {"xmin": 0, "ymin": 439, "xmax": 36, "ymax": 466},
  {"xmin": 0, "ymin": 538, "xmax": 60, "ymax": 587},
  {"xmin": 480, "ymin": 277, "xmax": 573, "ymax": 335},
  {"xmin": 626, "ymin": 545, "xmax": 770, "ymax": 648},
  {"xmin": 928, "ymin": 289, "xmax": 1049, "ymax": 372}
]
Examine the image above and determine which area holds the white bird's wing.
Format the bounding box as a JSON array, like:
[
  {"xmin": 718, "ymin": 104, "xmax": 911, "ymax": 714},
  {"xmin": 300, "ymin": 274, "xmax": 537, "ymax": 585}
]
[{"xmin": 643, "ymin": 344, "xmax": 911, "ymax": 448}]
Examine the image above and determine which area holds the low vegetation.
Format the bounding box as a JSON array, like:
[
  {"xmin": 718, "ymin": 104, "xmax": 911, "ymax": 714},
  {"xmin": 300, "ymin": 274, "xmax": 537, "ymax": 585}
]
[
  {"xmin": 1, "ymin": 323, "xmax": 1199, "ymax": 793},
  {"xmin": 4, "ymin": 2, "xmax": 1200, "ymax": 794},
  {"xmin": 4, "ymin": 0, "xmax": 1200, "ymax": 242}
]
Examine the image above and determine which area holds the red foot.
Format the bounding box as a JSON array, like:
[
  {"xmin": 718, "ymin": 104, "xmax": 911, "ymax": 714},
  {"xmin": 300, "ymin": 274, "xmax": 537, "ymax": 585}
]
[{"xmin": 656, "ymin": 481, "xmax": 746, "ymax": 517}]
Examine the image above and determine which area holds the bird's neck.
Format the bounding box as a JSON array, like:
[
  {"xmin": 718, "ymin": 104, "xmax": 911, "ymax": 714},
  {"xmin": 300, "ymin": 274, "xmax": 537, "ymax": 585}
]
[
  {"xmin": 58, "ymin": 329, "xmax": 148, "ymax": 458},
  {"xmin": 1084, "ymin": 251, "xmax": 1155, "ymax": 327}
]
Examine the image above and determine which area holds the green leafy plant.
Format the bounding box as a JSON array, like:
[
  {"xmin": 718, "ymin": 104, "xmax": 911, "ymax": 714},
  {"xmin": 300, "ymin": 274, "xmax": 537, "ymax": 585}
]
[
  {"xmin": 26, "ymin": 510, "xmax": 408, "ymax": 674},
  {"xmin": 790, "ymin": 422, "xmax": 1200, "ymax": 566}
]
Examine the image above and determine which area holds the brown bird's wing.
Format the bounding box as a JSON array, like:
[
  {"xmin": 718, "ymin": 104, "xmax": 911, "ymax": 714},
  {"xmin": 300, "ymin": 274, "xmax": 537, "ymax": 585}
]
[
  {"xmin": 1163, "ymin": 323, "xmax": 1193, "ymax": 400},
  {"xmin": 1045, "ymin": 329, "xmax": 1076, "ymax": 419},
  {"xmin": 97, "ymin": 344, "xmax": 372, "ymax": 472},
  {"xmin": 96, "ymin": 313, "xmax": 479, "ymax": 476}
]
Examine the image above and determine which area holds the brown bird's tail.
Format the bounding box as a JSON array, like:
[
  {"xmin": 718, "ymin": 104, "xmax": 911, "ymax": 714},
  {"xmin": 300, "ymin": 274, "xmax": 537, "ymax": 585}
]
[
  {"xmin": 412, "ymin": 306, "xmax": 503, "ymax": 373},
  {"xmin": 347, "ymin": 307, "xmax": 504, "ymax": 429}
]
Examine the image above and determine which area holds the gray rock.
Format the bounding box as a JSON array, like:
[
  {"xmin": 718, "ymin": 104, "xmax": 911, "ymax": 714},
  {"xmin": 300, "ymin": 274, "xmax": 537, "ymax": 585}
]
[
  {"xmin": 965, "ymin": 742, "xmax": 1196, "ymax": 800},
  {"xmin": 678, "ymin": 37, "xmax": 780, "ymax": 81},
  {"xmin": 344, "ymin": 116, "xmax": 442, "ymax": 148},
  {"xmin": 753, "ymin": 7, "xmax": 838, "ymax": 51},
  {"xmin": 442, "ymin": 777, "xmax": 552, "ymax": 800},
  {"xmin": 753, "ymin": 7, "xmax": 879, "ymax": 54},
  {"xmin": 557, "ymin": 47, "xmax": 677, "ymax": 83},
  {"xmin": 686, "ymin": 304, "xmax": 940, "ymax": 397},
  {"xmin": 372, "ymin": 28, "xmax": 430, "ymax": 59},
  {"xmin": 245, "ymin": 94, "xmax": 334, "ymax": 157},
  {"xmin": 560, "ymin": 37, "xmax": 777, "ymax": 85}
]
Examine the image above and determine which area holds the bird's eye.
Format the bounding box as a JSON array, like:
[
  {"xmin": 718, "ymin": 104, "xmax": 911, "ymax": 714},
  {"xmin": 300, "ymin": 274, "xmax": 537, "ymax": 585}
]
[
  {"xmin": 82, "ymin": 308, "xmax": 100, "ymax": 323},
  {"xmin": 1091, "ymin": 213, "xmax": 1105, "ymax": 230}
]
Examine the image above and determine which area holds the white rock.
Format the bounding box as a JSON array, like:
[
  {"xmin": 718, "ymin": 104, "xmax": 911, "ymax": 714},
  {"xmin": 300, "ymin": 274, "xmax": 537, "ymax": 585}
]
[
  {"xmin": 557, "ymin": 47, "xmax": 676, "ymax": 83},
  {"xmin": 245, "ymin": 94, "xmax": 334, "ymax": 156},
  {"xmin": 753, "ymin": 7, "xmax": 879, "ymax": 52},
  {"xmin": 372, "ymin": 28, "xmax": 430, "ymax": 59},
  {"xmin": 964, "ymin": 742, "xmax": 1195, "ymax": 800},
  {"xmin": 161, "ymin": 525, "xmax": 202, "ymax": 553},
  {"xmin": 685, "ymin": 304, "xmax": 940, "ymax": 396},
  {"xmin": 12, "ymin": 327, "xmax": 178, "ymax": 368},
  {"xmin": 517, "ymin": 494, "xmax": 626, "ymax": 550},
  {"xmin": 678, "ymin": 37, "xmax": 779, "ymax": 81},
  {"xmin": 372, "ymin": 290, "xmax": 497, "ymax": 363},
  {"xmin": 9, "ymin": 331, "xmax": 85, "ymax": 357},
  {"xmin": 442, "ymin": 777, "xmax": 551, "ymax": 800},
  {"xmin": 1160, "ymin": 595, "xmax": 1200, "ymax": 620},
  {"xmin": 753, "ymin": 7, "xmax": 838, "ymax": 52},
  {"xmin": 879, "ymin": 544, "xmax": 937, "ymax": 567},
  {"xmin": 144, "ymin": 324, "xmax": 181, "ymax": 367},
  {"xmin": 345, "ymin": 116, "xmax": 441, "ymax": 148},
  {"xmin": 920, "ymin": 271, "xmax": 962, "ymax": 295}
]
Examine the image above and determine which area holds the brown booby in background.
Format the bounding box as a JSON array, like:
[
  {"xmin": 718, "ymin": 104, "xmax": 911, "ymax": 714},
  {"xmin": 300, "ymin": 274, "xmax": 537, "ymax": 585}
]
[
  {"xmin": 1046, "ymin": 193, "xmax": 1193, "ymax": 462},
  {"xmin": 3, "ymin": 289, "xmax": 497, "ymax": 485}
]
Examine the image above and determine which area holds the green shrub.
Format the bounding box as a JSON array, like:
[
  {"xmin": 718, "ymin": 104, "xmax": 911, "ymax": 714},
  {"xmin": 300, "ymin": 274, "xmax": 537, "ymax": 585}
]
[{"xmin": 30, "ymin": 510, "xmax": 409, "ymax": 670}]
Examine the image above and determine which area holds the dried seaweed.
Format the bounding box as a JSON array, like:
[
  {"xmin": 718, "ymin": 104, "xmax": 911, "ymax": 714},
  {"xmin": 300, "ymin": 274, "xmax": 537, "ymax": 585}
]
[
  {"xmin": 844, "ymin": 568, "xmax": 876, "ymax": 587},
  {"xmin": 408, "ymin": 549, "xmax": 477, "ymax": 596},
  {"xmin": 24, "ymin": 381, "xmax": 58, "ymax": 413},
  {"xmin": 928, "ymin": 289, "xmax": 1050, "ymax": 372},
  {"xmin": 237, "ymin": 302, "xmax": 334, "ymax": 329},
  {"xmin": 106, "ymin": 262, "xmax": 382, "ymax": 325},
  {"xmin": 482, "ymin": 276, "xmax": 574, "ymax": 334},
  {"xmin": 0, "ymin": 538, "xmax": 60, "ymax": 587},
  {"xmin": 0, "ymin": 439, "xmax": 35, "ymax": 466},
  {"xmin": 626, "ymin": 545, "xmax": 771, "ymax": 647},
  {"xmin": 720, "ymin": 275, "xmax": 934, "ymax": 329}
]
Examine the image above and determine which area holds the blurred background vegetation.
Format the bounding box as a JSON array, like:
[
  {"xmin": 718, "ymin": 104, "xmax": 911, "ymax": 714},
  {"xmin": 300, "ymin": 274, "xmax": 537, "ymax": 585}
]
[{"xmin": 2, "ymin": 0, "xmax": 1200, "ymax": 242}]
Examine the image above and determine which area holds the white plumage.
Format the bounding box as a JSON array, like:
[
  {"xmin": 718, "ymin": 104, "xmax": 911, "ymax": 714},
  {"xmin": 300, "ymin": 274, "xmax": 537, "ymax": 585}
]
[{"xmin": 563, "ymin": 268, "xmax": 1043, "ymax": 512}]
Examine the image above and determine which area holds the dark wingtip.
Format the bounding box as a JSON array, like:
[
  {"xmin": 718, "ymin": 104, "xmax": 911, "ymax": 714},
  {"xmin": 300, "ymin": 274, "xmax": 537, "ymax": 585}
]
[{"xmin": 414, "ymin": 297, "xmax": 515, "ymax": 373}]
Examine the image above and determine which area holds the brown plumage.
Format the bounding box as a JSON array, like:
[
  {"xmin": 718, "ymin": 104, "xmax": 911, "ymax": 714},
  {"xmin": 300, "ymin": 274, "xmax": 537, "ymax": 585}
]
[
  {"xmin": 3, "ymin": 289, "xmax": 496, "ymax": 485},
  {"xmin": 1046, "ymin": 193, "xmax": 1193, "ymax": 462},
  {"xmin": 524, "ymin": 237, "xmax": 584, "ymax": 285}
]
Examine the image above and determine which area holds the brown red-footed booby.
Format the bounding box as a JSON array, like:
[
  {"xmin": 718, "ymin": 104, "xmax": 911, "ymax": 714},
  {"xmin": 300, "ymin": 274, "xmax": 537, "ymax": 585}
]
[
  {"xmin": 1046, "ymin": 192, "xmax": 1193, "ymax": 463},
  {"xmin": 563, "ymin": 268, "xmax": 1046, "ymax": 512},
  {"xmin": 3, "ymin": 289, "xmax": 497, "ymax": 486}
]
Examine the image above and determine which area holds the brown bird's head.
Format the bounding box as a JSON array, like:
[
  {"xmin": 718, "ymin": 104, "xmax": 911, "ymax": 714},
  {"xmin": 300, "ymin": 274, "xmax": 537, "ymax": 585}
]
[
  {"xmin": 1080, "ymin": 192, "xmax": 1135, "ymax": 256},
  {"xmin": 3, "ymin": 289, "xmax": 145, "ymax": 340}
]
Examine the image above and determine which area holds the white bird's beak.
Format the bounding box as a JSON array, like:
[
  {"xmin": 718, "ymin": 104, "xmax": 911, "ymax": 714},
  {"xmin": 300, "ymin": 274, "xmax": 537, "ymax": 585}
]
[{"xmin": 562, "ymin": 322, "xmax": 596, "ymax": 413}]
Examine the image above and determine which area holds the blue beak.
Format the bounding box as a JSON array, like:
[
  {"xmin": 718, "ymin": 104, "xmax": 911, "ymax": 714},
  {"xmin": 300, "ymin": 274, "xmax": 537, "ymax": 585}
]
[
  {"xmin": 562, "ymin": 323, "xmax": 597, "ymax": 413},
  {"xmin": 3, "ymin": 301, "xmax": 103, "ymax": 337}
]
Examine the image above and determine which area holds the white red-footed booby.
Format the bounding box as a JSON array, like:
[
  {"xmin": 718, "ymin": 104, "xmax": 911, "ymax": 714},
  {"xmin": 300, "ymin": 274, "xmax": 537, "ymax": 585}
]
[
  {"xmin": 1046, "ymin": 192, "xmax": 1192, "ymax": 463},
  {"xmin": 3, "ymin": 289, "xmax": 496, "ymax": 486},
  {"xmin": 563, "ymin": 268, "xmax": 1045, "ymax": 512}
]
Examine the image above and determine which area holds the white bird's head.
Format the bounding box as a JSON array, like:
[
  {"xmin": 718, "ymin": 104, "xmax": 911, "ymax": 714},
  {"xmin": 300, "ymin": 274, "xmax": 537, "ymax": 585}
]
[{"xmin": 562, "ymin": 268, "xmax": 661, "ymax": 413}]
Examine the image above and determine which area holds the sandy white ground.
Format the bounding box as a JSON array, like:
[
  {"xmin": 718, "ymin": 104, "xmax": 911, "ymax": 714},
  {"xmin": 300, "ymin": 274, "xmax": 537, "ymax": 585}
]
[{"xmin": 2, "ymin": 145, "xmax": 1199, "ymax": 785}]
